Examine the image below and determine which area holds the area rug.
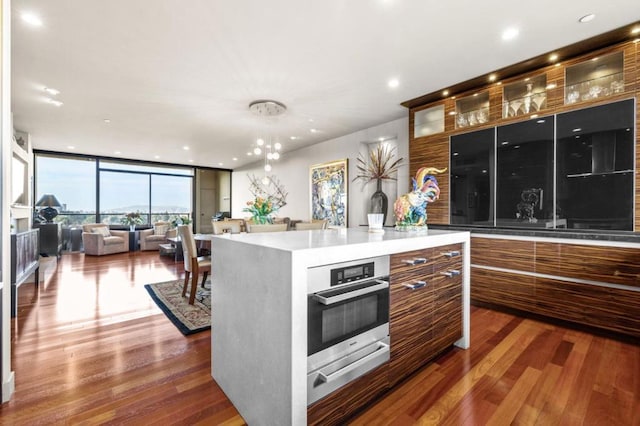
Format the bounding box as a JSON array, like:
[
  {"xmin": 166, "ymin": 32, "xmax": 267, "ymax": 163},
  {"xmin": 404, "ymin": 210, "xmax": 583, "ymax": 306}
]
[{"xmin": 144, "ymin": 279, "xmax": 211, "ymax": 335}]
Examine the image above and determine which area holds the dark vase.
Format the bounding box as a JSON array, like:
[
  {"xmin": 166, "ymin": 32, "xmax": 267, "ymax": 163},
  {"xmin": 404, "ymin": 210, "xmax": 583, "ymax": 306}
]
[{"xmin": 370, "ymin": 179, "xmax": 388, "ymax": 224}]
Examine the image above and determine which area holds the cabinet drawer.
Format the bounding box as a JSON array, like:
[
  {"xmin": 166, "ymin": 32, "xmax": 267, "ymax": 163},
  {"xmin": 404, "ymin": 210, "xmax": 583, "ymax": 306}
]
[
  {"xmin": 535, "ymin": 242, "xmax": 640, "ymax": 288},
  {"xmin": 308, "ymin": 363, "xmax": 389, "ymax": 426},
  {"xmin": 471, "ymin": 237, "xmax": 534, "ymax": 272},
  {"xmin": 533, "ymin": 276, "xmax": 640, "ymax": 337},
  {"xmin": 431, "ymin": 243, "xmax": 463, "ymax": 268},
  {"xmin": 391, "ymin": 248, "xmax": 434, "ymax": 275},
  {"xmin": 471, "ymin": 267, "xmax": 535, "ymax": 311}
]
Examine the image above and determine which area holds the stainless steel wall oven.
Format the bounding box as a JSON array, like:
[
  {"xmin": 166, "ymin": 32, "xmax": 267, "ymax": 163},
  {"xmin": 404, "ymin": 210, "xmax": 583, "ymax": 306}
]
[{"xmin": 307, "ymin": 256, "xmax": 390, "ymax": 405}]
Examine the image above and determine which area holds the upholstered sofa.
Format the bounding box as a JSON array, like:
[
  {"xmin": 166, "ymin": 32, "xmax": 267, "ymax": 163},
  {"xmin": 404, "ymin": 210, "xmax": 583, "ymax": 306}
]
[
  {"xmin": 139, "ymin": 221, "xmax": 177, "ymax": 251},
  {"xmin": 82, "ymin": 224, "xmax": 129, "ymax": 256}
]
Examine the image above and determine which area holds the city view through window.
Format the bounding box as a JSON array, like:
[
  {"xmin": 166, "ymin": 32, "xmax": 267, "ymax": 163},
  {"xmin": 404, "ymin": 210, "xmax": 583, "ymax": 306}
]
[{"xmin": 35, "ymin": 155, "xmax": 193, "ymax": 226}]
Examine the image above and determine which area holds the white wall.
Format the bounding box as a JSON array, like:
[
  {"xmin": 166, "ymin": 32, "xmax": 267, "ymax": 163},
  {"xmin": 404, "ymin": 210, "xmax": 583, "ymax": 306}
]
[
  {"xmin": 232, "ymin": 116, "xmax": 409, "ymax": 227},
  {"xmin": 1, "ymin": 0, "xmax": 14, "ymax": 403}
]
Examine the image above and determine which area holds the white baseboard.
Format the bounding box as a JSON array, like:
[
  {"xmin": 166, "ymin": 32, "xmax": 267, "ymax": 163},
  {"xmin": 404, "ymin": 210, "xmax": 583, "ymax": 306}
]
[{"xmin": 2, "ymin": 371, "xmax": 15, "ymax": 403}]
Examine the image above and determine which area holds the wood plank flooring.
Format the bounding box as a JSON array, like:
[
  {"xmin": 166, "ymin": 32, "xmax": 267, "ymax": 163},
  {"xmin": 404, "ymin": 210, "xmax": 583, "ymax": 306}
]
[{"xmin": 1, "ymin": 251, "xmax": 638, "ymax": 425}]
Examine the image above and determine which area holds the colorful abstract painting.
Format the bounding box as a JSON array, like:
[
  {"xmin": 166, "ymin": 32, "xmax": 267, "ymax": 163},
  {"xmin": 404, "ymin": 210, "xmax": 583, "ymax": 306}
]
[{"xmin": 310, "ymin": 159, "xmax": 348, "ymax": 227}]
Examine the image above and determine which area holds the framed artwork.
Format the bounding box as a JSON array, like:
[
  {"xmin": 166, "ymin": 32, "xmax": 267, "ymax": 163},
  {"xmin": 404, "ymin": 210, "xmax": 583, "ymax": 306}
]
[{"xmin": 310, "ymin": 159, "xmax": 348, "ymax": 227}]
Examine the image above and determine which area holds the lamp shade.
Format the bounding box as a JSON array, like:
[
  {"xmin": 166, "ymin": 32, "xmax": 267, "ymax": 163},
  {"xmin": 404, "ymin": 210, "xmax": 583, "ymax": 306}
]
[
  {"xmin": 35, "ymin": 194, "xmax": 62, "ymax": 208},
  {"xmin": 35, "ymin": 194, "xmax": 62, "ymax": 223}
]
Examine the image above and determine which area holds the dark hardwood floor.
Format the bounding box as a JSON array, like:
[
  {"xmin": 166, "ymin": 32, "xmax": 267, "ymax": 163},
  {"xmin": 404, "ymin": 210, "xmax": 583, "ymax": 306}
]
[{"xmin": 1, "ymin": 251, "xmax": 638, "ymax": 425}]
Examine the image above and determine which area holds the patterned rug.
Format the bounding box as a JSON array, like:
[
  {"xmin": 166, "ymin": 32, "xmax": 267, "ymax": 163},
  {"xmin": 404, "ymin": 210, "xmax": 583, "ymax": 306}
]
[{"xmin": 144, "ymin": 279, "xmax": 211, "ymax": 335}]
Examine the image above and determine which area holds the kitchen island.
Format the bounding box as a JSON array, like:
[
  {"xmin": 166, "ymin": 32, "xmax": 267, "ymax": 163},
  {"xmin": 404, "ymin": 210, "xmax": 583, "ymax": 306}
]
[{"xmin": 211, "ymin": 227, "xmax": 470, "ymax": 426}]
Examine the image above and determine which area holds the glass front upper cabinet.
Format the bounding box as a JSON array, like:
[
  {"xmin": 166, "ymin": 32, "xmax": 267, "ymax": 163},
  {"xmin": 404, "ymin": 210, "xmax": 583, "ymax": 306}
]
[
  {"xmin": 565, "ymin": 51, "xmax": 624, "ymax": 104},
  {"xmin": 450, "ymin": 128, "xmax": 495, "ymax": 226},
  {"xmin": 556, "ymin": 99, "xmax": 634, "ymax": 230},
  {"xmin": 496, "ymin": 116, "xmax": 555, "ymax": 228},
  {"xmin": 414, "ymin": 104, "xmax": 444, "ymax": 137},
  {"xmin": 455, "ymin": 92, "xmax": 489, "ymax": 129},
  {"xmin": 502, "ymin": 74, "xmax": 547, "ymax": 118}
]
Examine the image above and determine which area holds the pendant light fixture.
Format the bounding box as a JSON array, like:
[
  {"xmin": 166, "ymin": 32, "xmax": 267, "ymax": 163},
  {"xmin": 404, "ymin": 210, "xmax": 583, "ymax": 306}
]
[{"xmin": 249, "ymin": 100, "xmax": 286, "ymax": 184}]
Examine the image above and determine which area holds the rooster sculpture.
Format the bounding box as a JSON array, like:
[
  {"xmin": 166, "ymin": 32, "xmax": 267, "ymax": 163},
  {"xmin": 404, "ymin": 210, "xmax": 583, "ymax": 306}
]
[{"xmin": 394, "ymin": 167, "xmax": 446, "ymax": 227}]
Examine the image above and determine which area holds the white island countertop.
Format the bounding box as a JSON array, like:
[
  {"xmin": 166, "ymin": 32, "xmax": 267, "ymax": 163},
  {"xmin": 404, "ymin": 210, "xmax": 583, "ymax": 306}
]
[
  {"xmin": 212, "ymin": 227, "xmax": 469, "ymax": 268},
  {"xmin": 211, "ymin": 227, "xmax": 470, "ymax": 426}
]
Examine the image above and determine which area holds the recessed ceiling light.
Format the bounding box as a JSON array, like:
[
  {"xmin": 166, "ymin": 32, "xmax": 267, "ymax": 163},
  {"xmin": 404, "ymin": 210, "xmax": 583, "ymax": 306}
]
[
  {"xmin": 218, "ymin": 162, "xmax": 223, "ymax": 166},
  {"xmin": 530, "ymin": 114, "xmax": 538, "ymax": 119},
  {"xmin": 572, "ymin": 128, "xmax": 582, "ymax": 132},
  {"xmin": 453, "ymin": 152, "xmax": 459, "ymax": 156},
  {"xmin": 310, "ymin": 128, "xmax": 318, "ymax": 133},
  {"xmin": 290, "ymin": 136, "xmax": 297, "ymax": 140},
  {"xmin": 274, "ymin": 142, "xmax": 282, "ymax": 150},
  {"xmin": 555, "ymin": 63, "xmax": 561, "ymax": 67},
  {"xmin": 388, "ymin": 78, "xmax": 399, "ymax": 88},
  {"xmin": 45, "ymin": 98, "xmax": 63, "ymax": 107},
  {"xmin": 488, "ymin": 74, "xmax": 497, "ymax": 82},
  {"xmin": 21, "ymin": 12, "xmax": 43, "ymax": 26},
  {"xmin": 189, "ymin": 159, "xmax": 194, "ymax": 163},
  {"xmin": 44, "ymin": 87, "xmax": 60, "ymax": 96},
  {"xmin": 632, "ymin": 27, "xmax": 640, "ymax": 35},
  {"xmin": 256, "ymin": 138, "xmax": 264, "ymax": 146},
  {"xmin": 247, "ymin": 152, "xmax": 252, "ymax": 156},
  {"xmin": 497, "ymin": 81, "xmax": 502, "ymax": 86},
  {"xmin": 233, "ymin": 157, "xmax": 238, "ymax": 161},
  {"xmin": 537, "ymin": 119, "xmax": 546, "ymax": 124},
  {"xmin": 442, "ymin": 90, "xmax": 449, "ymax": 96},
  {"xmin": 114, "ymin": 151, "xmax": 121, "ymax": 155},
  {"xmin": 501, "ymin": 141, "xmax": 509, "ymax": 145},
  {"xmin": 154, "ymin": 155, "xmax": 160, "ymax": 159},
  {"xmin": 103, "ymin": 119, "xmax": 111, "ymax": 124},
  {"xmin": 67, "ymin": 146, "xmax": 75, "ymax": 150},
  {"xmin": 549, "ymin": 53, "xmax": 559, "ymax": 62},
  {"xmin": 183, "ymin": 146, "xmax": 189, "ymax": 150},
  {"xmin": 578, "ymin": 14, "xmax": 595, "ymax": 23},
  {"xmin": 501, "ymin": 27, "xmax": 519, "ymax": 41},
  {"xmin": 253, "ymin": 147, "xmax": 262, "ymax": 155}
]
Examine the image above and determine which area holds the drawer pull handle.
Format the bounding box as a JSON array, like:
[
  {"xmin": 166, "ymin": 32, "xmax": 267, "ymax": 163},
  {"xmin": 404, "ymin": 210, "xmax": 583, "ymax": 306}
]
[
  {"xmin": 404, "ymin": 280, "xmax": 427, "ymax": 290},
  {"xmin": 440, "ymin": 269, "xmax": 461, "ymax": 278},
  {"xmin": 402, "ymin": 258, "xmax": 427, "ymax": 266},
  {"xmin": 442, "ymin": 250, "xmax": 460, "ymax": 258}
]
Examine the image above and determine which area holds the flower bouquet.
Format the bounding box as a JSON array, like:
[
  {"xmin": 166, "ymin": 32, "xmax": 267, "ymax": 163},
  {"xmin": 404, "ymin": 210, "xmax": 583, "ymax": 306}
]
[
  {"xmin": 122, "ymin": 211, "xmax": 144, "ymax": 231},
  {"xmin": 243, "ymin": 196, "xmax": 278, "ymax": 224}
]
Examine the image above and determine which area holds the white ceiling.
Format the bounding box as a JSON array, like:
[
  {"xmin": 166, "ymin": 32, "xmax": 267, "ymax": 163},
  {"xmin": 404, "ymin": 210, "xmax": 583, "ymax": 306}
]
[{"xmin": 11, "ymin": 1, "xmax": 640, "ymax": 169}]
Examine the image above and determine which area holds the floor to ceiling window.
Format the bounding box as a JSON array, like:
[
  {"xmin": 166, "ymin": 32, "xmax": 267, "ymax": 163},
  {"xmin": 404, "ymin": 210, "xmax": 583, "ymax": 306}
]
[{"xmin": 35, "ymin": 153, "xmax": 194, "ymax": 226}]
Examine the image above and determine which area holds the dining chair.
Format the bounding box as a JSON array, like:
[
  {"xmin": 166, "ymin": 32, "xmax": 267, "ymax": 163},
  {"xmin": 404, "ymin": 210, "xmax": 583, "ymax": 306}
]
[
  {"xmin": 212, "ymin": 220, "xmax": 241, "ymax": 235},
  {"xmin": 246, "ymin": 223, "xmax": 288, "ymax": 233},
  {"xmin": 177, "ymin": 225, "xmax": 211, "ymax": 304},
  {"xmin": 295, "ymin": 220, "xmax": 328, "ymax": 230}
]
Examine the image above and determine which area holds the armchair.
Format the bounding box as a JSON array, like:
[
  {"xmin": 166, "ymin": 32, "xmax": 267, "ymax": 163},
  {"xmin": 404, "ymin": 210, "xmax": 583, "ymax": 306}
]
[
  {"xmin": 139, "ymin": 221, "xmax": 177, "ymax": 251},
  {"xmin": 82, "ymin": 224, "xmax": 129, "ymax": 256}
]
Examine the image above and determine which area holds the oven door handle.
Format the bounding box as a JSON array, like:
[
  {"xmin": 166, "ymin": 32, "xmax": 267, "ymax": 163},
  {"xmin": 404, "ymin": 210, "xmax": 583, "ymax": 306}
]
[
  {"xmin": 313, "ymin": 280, "xmax": 389, "ymax": 305},
  {"xmin": 317, "ymin": 341, "xmax": 390, "ymax": 384}
]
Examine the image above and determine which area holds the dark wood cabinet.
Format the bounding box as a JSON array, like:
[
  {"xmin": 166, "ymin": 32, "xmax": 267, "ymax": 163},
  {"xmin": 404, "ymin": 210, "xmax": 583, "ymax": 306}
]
[
  {"xmin": 11, "ymin": 229, "xmax": 40, "ymax": 317},
  {"xmin": 307, "ymin": 241, "xmax": 466, "ymax": 425},
  {"xmin": 471, "ymin": 236, "xmax": 640, "ymax": 337},
  {"xmin": 33, "ymin": 223, "xmax": 62, "ymax": 257},
  {"xmin": 389, "ymin": 243, "xmax": 463, "ymax": 387}
]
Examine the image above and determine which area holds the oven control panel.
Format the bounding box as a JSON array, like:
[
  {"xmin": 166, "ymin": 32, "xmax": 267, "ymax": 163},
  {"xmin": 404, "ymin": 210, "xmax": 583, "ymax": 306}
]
[
  {"xmin": 331, "ymin": 262, "xmax": 374, "ymax": 286},
  {"xmin": 307, "ymin": 255, "xmax": 390, "ymax": 294}
]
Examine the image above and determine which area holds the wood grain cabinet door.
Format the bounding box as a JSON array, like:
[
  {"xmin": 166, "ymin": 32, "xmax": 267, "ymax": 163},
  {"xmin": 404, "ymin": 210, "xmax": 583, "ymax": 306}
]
[{"xmin": 389, "ymin": 249, "xmax": 436, "ymax": 387}]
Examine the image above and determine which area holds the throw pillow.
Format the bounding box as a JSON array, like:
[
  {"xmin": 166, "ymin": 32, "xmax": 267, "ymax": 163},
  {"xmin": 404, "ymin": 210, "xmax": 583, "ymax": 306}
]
[
  {"xmin": 91, "ymin": 226, "xmax": 111, "ymax": 237},
  {"xmin": 154, "ymin": 224, "xmax": 169, "ymax": 236}
]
